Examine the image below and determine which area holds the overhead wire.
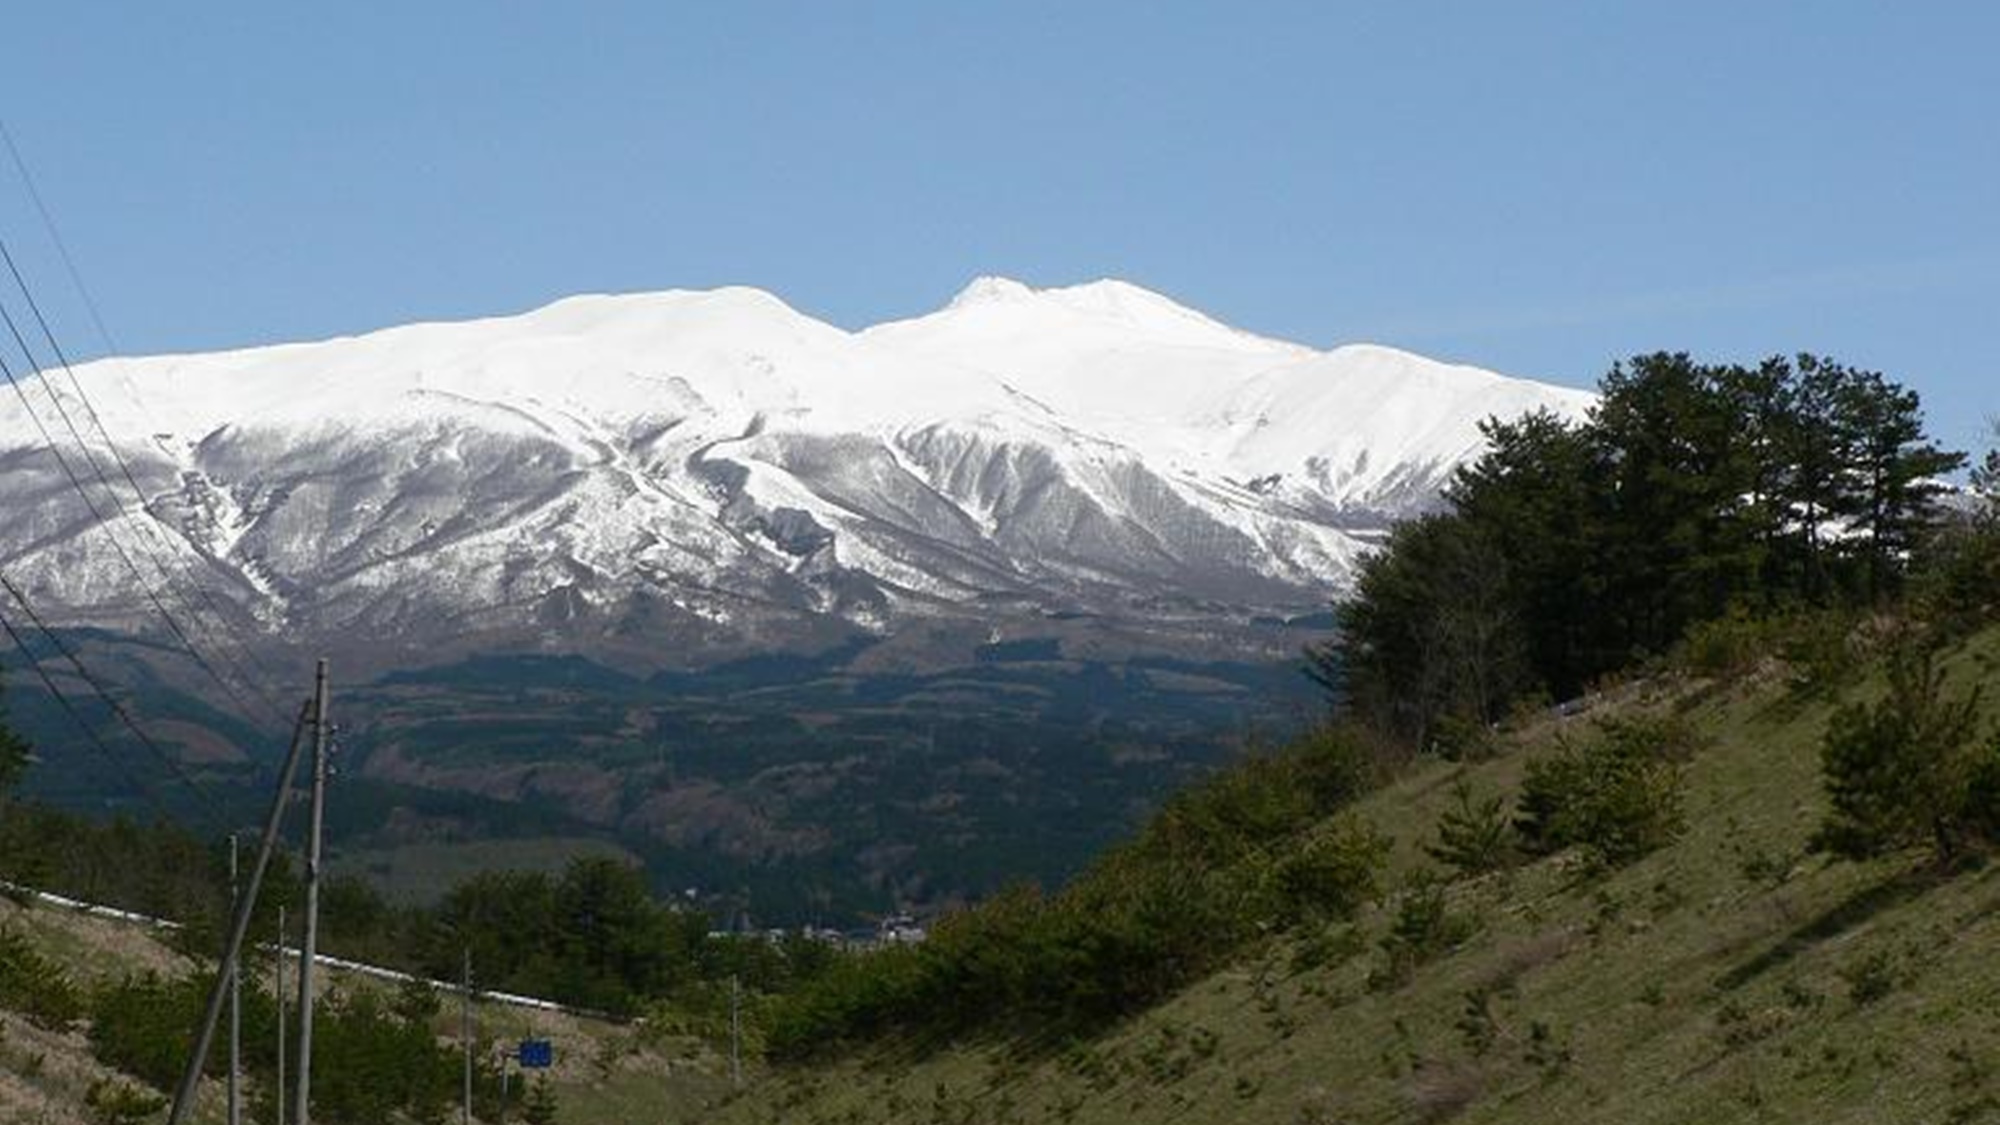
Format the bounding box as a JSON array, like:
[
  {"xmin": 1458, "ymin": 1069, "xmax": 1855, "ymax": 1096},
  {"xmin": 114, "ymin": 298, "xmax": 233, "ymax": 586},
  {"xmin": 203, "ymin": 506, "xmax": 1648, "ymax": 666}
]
[
  {"xmin": 0, "ymin": 334, "xmax": 279, "ymax": 743},
  {"xmin": 0, "ymin": 239, "xmax": 292, "ymax": 729},
  {"xmin": 0, "ymin": 120, "xmax": 116, "ymax": 355},
  {"xmin": 0, "ymin": 124, "xmax": 293, "ymax": 731},
  {"xmin": 0, "ymin": 568, "xmax": 230, "ymax": 832},
  {"xmin": 0, "ymin": 126, "xmax": 312, "ymax": 841},
  {"xmin": 0, "ymin": 605, "xmax": 178, "ymax": 823}
]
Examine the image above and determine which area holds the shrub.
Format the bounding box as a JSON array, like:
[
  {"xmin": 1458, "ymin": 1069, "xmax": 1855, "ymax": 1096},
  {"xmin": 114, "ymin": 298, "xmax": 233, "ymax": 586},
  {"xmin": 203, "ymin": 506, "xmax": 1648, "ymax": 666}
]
[
  {"xmin": 1915, "ymin": 528, "xmax": 2000, "ymax": 634},
  {"xmin": 85, "ymin": 1078, "xmax": 165, "ymax": 1125},
  {"xmin": 1814, "ymin": 642, "xmax": 1993, "ymax": 864},
  {"xmin": 1141, "ymin": 723, "xmax": 1376, "ymax": 869},
  {"xmin": 770, "ymin": 726, "xmax": 1397, "ymax": 1056},
  {"xmin": 1290, "ymin": 924, "xmax": 1365, "ymax": 974},
  {"xmin": 1272, "ymin": 815, "xmax": 1389, "ymax": 925},
  {"xmin": 1426, "ymin": 714, "xmax": 1499, "ymax": 762},
  {"xmin": 1426, "ymin": 780, "xmax": 1514, "ymax": 877},
  {"xmin": 1837, "ymin": 949, "xmax": 1901, "ymax": 1005},
  {"xmin": 89, "ymin": 972, "xmax": 204, "ymax": 1090},
  {"xmin": 88, "ymin": 971, "xmax": 483, "ymax": 1124},
  {"xmin": 1778, "ymin": 610, "xmax": 1872, "ymax": 696},
  {"xmin": 1372, "ymin": 877, "xmax": 1480, "ymax": 989},
  {"xmin": 521, "ymin": 1076, "xmax": 560, "ymax": 1125},
  {"xmin": 1678, "ymin": 607, "xmax": 1771, "ymax": 679},
  {"xmin": 0, "ymin": 927, "xmax": 85, "ymax": 1031},
  {"xmin": 1515, "ymin": 717, "xmax": 1691, "ymax": 868},
  {"xmin": 309, "ymin": 989, "xmax": 459, "ymax": 1125}
]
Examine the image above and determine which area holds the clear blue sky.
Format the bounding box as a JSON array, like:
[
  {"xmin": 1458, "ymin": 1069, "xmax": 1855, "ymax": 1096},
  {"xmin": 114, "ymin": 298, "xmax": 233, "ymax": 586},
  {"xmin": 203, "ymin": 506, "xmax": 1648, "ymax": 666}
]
[{"xmin": 1, "ymin": 4, "xmax": 1992, "ymax": 454}]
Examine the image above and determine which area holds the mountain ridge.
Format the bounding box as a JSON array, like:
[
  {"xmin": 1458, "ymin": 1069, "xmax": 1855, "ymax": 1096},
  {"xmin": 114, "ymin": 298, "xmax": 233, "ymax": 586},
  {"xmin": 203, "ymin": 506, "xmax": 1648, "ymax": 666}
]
[{"xmin": 0, "ymin": 276, "xmax": 1594, "ymax": 672}]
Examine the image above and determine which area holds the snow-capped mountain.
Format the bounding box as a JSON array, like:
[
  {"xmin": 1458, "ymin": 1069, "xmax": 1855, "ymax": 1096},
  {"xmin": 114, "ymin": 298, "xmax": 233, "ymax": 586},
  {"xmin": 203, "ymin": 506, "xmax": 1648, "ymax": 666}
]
[{"xmin": 0, "ymin": 277, "xmax": 1593, "ymax": 671}]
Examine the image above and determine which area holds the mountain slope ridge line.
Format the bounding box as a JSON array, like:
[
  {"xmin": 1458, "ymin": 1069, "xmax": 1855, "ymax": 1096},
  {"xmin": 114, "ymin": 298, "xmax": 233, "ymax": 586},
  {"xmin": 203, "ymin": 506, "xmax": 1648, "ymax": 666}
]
[{"xmin": 0, "ymin": 276, "xmax": 1593, "ymax": 670}]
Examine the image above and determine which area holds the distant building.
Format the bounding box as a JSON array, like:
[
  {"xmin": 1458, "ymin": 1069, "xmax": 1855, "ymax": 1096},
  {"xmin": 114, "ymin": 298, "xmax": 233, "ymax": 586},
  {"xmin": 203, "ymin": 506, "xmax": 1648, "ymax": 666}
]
[{"xmin": 878, "ymin": 913, "xmax": 927, "ymax": 945}]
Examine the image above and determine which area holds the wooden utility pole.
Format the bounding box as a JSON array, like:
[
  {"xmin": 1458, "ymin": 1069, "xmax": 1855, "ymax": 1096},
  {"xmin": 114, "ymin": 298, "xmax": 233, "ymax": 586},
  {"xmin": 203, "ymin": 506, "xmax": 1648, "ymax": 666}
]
[
  {"xmin": 462, "ymin": 949, "xmax": 473, "ymax": 1125},
  {"xmin": 730, "ymin": 974, "xmax": 742, "ymax": 1087},
  {"xmin": 293, "ymin": 660, "xmax": 330, "ymax": 1125},
  {"xmin": 165, "ymin": 700, "xmax": 313, "ymax": 1125},
  {"xmin": 276, "ymin": 904, "xmax": 286, "ymax": 1125},
  {"xmin": 227, "ymin": 833, "xmax": 240, "ymax": 1125}
]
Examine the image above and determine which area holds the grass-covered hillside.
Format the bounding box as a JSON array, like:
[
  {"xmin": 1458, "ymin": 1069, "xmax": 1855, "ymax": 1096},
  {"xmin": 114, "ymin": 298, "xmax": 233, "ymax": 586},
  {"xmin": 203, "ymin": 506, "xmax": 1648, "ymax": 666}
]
[
  {"xmin": 0, "ymin": 890, "xmax": 736, "ymax": 1125},
  {"xmin": 695, "ymin": 620, "xmax": 2000, "ymax": 1125},
  {"xmin": 1, "ymin": 353, "xmax": 1989, "ymax": 1124},
  {"xmin": 7, "ymin": 618, "xmax": 1995, "ymax": 1125}
]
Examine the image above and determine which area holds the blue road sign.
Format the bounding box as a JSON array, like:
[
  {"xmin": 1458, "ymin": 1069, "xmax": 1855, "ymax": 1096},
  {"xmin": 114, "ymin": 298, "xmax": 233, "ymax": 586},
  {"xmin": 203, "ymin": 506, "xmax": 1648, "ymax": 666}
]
[{"xmin": 518, "ymin": 1039, "xmax": 554, "ymax": 1069}]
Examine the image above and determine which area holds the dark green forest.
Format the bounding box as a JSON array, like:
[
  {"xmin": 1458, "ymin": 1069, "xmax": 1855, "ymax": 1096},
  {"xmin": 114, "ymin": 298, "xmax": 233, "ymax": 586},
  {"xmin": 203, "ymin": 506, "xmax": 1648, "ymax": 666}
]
[{"xmin": 1317, "ymin": 352, "xmax": 1967, "ymax": 748}]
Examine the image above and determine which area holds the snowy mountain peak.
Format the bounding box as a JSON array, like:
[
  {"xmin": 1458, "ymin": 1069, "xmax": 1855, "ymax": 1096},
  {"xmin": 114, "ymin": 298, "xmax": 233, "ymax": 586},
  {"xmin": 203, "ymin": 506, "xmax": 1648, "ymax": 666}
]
[
  {"xmin": 931, "ymin": 275, "xmax": 1249, "ymax": 342},
  {"xmin": 947, "ymin": 275, "xmax": 1038, "ymax": 309},
  {"xmin": 0, "ymin": 276, "xmax": 1594, "ymax": 670},
  {"xmin": 1037, "ymin": 278, "xmax": 1230, "ymax": 331}
]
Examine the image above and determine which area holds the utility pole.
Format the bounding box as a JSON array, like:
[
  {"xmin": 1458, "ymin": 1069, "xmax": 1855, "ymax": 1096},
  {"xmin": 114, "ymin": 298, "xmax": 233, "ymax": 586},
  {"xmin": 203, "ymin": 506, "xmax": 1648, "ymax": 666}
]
[
  {"xmin": 165, "ymin": 700, "xmax": 313, "ymax": 1125},
  {"xmin": 227, "ymin": 833, "xmax": 240, "ymax": 1125},
  {"xmin": 461, "ymin": 948, "xmax": 472, "ymax": 1125},
  {"xmin": 276, "ymin": 904, "xmax": 286, "ymax": 1125},
  {"xmin": 293, "ymin": 660, "xmax": 330, "ymax": 1125},
  {"xmin": 730, "ymin": 974, "xmax": 742, "ymax": 1088}
]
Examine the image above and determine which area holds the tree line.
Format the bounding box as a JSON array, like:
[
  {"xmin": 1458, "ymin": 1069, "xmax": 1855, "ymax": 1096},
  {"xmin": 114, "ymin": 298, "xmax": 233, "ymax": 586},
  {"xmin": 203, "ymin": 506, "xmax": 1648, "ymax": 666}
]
[{"xmin": 1317, "ymin": 352, "xmax": 1965, "ymax": 745}]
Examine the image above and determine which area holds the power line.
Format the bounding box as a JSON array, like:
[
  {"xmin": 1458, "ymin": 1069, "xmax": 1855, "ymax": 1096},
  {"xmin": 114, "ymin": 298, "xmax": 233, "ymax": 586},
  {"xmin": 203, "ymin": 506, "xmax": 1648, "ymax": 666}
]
[
  {"xmin": 0, "ymin": 242, "xmax": 290, "ymax": 728},
  {"xmin": 0, "ymin": 134, "xmax": 303, "ymax": 851},
  {"xmin": 0, "ymin": 571, "xmax": 231, "ymax": 834},
  {"xmin": 0, "ymin": 597, "xmax": 182, "ymax": 824},
  {"xmin": 0, "ymin": 124, "xmax": 292, "ymax": 731},
  {"xmin": 0, "ymin": 119, "xmax": 118, "ymax": 356},
  {"xmin": 0, "ymin": 338, "xmax": 223, "ymax": 684},
  {"xmin": 0, "ymin": 287, "xmax": 277, "ymax": 721}
]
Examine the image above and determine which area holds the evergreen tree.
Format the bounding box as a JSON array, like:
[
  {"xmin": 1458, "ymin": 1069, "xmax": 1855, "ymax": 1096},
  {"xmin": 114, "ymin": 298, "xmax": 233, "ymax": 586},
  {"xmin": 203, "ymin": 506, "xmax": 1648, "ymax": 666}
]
[
  {"xmin": 1718, "ymin": 357, "xmax": 1800, "ymax": 601},
  {"xmin": 1814, "ymin": 641, "xmax": 1992, "ymax": 864},
  {"xmin": 1972, "ymin": 419, "xmax": 2000, "ymax": 519},
  {"xmin": 1779, "ymin": 354, "xmax": 1868, "ymax": 602},
  {"xmin": 1321, "ymin": 350, "xmax": 1962, "ymax": 737},
  {"xmin": 1332, "ymin": 514, "xmax": 1527, "ymax": 745},
  {"xmin": 1446, "ymin": 409, "xmax": 1609, "ymax": 698},
  {"xmin": 521, "ymin": 1076, "xmax": 559, "ymax": 1125},
  {"xmin": 1590, "ymin": 353, "xmax": 1764, "ymax": 653},
  {"xmin": 1836, "ymin": 367, "xmax": 1965, "ymax": 600},
  {"xmin": 0, "ymin": 665, "xmax": 29, "ymax": 796}
]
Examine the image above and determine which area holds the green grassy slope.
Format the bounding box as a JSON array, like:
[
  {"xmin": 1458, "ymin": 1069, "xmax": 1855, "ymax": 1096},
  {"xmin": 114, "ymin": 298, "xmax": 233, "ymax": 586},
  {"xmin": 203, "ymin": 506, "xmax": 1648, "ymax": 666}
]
[
  {"xmin": 696, "ymin": 625, "xmax": 2000, "ymax": 1125},
  {"xmin": 0, "ymin": 894, "xmax": 733, "ymax": 1125}
]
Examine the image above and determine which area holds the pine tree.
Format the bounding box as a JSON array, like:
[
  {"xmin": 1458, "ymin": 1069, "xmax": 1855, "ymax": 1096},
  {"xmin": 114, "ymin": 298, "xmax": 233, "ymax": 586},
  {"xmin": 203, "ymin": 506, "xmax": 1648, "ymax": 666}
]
[
  {"xmin": 520, "ymin": 1075, "xmax": 559, "ymax": 1125},
  {"xmin": 1425, "ymin": 779, "xmax": 1513, "ymax": 876},
  {"xmin": 1833, "ymin": 367, "xmax": 1965, "ymax": 600},
  {"xmin": 1968, "ymin": 418, "xmax": 2000, "ymax": 524},
  {"xmin": 1814, "ymin": 642, "xmax": 1989, "ymax": 864},
  {"xmin": 0, "ymin": 668, "xmax": 29, "ymax": 796},
  {"xmin": 1447, "ymin": 409, "xmax": 1608, "ymax": 698}
]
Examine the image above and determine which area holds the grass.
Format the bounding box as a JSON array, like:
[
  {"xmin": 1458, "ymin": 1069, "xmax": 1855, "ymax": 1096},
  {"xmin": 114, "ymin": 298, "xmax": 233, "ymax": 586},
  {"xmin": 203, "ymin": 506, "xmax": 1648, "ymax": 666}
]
[
  {"xmin": 692, "ymin": 624, "xmax": 2000, "ymax": 1125},
  {"xmin": 4, "ymin": 626, "xmax": 1996, "ymax": 1123},
  {"xmin": 0, "ymin": 894, "xmax": 733, "ymax": 1125}
]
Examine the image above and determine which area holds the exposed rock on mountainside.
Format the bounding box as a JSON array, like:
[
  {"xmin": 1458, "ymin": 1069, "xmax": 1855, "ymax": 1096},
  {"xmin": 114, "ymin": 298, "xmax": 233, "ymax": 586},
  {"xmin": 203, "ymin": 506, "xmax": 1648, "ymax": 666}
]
[{"xmin": 0, "ymin": 277, "xmax": 1591, "ymax": 671}]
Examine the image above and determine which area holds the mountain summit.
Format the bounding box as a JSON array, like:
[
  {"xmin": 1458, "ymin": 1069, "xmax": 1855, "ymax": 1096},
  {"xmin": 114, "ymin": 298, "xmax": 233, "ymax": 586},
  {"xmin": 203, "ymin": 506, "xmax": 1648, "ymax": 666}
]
[{"xmin": 0, "ymin": 278, "xmax": 1593, "ymax": 672}]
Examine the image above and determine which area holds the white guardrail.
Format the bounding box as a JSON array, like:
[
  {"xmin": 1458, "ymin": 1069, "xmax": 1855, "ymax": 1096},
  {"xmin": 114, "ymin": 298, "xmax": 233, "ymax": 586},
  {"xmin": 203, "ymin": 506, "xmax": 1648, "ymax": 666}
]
[{"xmin": 2, "ymin": 881, "xmax": 616, "ymax": 1021}]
